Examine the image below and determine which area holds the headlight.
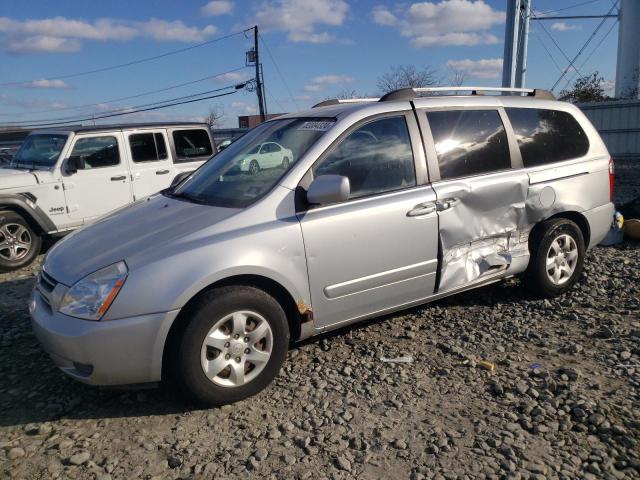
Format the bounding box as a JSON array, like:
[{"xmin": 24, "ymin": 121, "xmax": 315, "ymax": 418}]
[{"xmin": 59, "ymin": 261, "xmax": 128, "ymax": 320}]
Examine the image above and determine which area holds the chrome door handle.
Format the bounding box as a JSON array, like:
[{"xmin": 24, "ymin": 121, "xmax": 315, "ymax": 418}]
[
  {"xmin": 110, "ymin": 175, "xmax": 126, "ymax": 181},
  {"xmin": 407, "ymin": 202, "xmax": 436, "ymax": 217},
  {"xmin": 156, "ymin": 169, "xmax": 170, "ymax": 175}
]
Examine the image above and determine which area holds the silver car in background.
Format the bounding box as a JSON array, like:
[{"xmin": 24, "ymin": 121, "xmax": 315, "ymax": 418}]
[{"xmin": 30, "ymin": 87, "xmax": 615, "ymax": 405}]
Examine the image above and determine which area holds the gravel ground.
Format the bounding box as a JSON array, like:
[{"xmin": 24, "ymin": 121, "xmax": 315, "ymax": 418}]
[{"xmin": 0, "ymin": 165, "xmax": 639, "ymax": 480}]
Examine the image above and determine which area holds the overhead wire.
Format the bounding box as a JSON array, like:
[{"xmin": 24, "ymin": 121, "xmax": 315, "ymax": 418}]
[
  {"xmin": 0, "ymin": 83, "xmax": 247, "ymax": 129},
  {"xmin": 550, "ymin": 0, "xmax": 620, "ymax": 91},
  {"xmin": 536, "ymin": 0, "xmax": 603, "ymax": 16},
  {"xmin": 0, "ymin": 28, "xmax": 254, "ymax": 87},
  {"xmin": 0, "ymin": 66, "xmax": 252, "ymax": 118},
  {"xmin": 259, "ymin": 33, "xmax": 300, "ymax": 110}
]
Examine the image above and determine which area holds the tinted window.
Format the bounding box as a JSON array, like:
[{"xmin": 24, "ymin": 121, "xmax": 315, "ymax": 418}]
[
  {"xmin": 506, "ymin": 108, "xmax": 589, "ymax": 167},
  {"xmin": 314, "ymin": 116, "xmax": 416, "ymax": 199},
  {"xmin": 173, "ymin": 129, "xmax": 212, "ymax": 161},
  {"xmin": 427, "ymin": 110, "xmax": 511, "ymax": 180},
  {"xmin": 129, "ymin": 133, "xmax": 168, "ymax": 162},
  {"xmin": 70, "ymin": 136, "xmax": 119, "ymax": 169},
  {"xmin": 271, "ymin": 143, "xmax": 281, "ymax": 152}
]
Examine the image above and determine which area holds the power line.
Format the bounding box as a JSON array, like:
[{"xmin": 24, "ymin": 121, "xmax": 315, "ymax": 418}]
[
  {"xmin": 560, "ymin": 16, "xmax": 618, "ymax": 91},
  {"xmin": 536, "ymin": 0, "xmax": 603, "ymax": 16},
  {"xmin": 536, "ymin": 18, "xmax": 585, "ymax": 81},
  {"xmin": 0, "ymin": 28, "xmax": 253, "ymax": 87},
  {"xmin": 0, "ymin": 66, "xmax": 251, "ymax": 118},
  {"xmin": 259, "ymin": 34, "xmax": 300, "ymax": 110},
  {"xmin": 531, "ymin": 28, "xmax": 565, "ymax": 76},
  {"xmin": 550, "ymin": 0, "xmax": 619, "ymax": 91},
  {"xmin": 0, "ymin": 84, "xmax": 246, "ymax": 129}
]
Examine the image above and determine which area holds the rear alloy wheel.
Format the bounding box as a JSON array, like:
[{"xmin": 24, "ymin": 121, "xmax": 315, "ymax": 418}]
[
  {"xmin": 176, "ymin": 286, "xmax": 289, "ymax": 405},
  {"xmin": 249, "ymin": 160, "xmax": 260, "ymax": 175},
  {"xmin": 0, "ymin": 211, "xmax": 41, "ymax": 272},
  {"xmin": 281, "ymin": 157, "xmax": 290, "ymax": 169},
  {"xmin": 525, "ymin": 218, "xmax": 585, "ymax": 297}
]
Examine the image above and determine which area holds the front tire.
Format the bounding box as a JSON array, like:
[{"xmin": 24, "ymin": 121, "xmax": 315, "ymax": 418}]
[
  {"xmin": 281, "ymin": 157, "xmax": 290, "ymax": 169},
  {"xmin": 249, "ymin": 160, "xmax": 260, "ymax": 175},
  {"xmin": 0, "ymin": 211, "xmax": 41, "ymax": 272},
  {"xmin": 525, "ymin": 218, "xmax": 585, "ymax": 298},
  {"xmin": 176, "ymin": 286, "xmax": 289, "ymax": 405}
]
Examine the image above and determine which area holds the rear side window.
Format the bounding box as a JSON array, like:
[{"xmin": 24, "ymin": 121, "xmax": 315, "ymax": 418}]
[
  {"xmin": 506, "ymin": 108, "xmax": 589, "ymax": 167},
  {"xmin": 129, "ymin": 132, "xmax": 168, "ymax": 162},
  {"xmin": 172, "ymin": 129, "xmax": 212, "ymax": 162},
  {"xmin": 427, "ymin": 110, "xmax": 511, "ymax": 180},
  {"xmin": 314, "ymin": 116, "xmax": 416, "ymax": 199}
]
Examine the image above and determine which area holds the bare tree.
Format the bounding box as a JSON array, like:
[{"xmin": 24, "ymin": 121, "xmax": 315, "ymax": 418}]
[
  {"xmin": 205, "ymin": 105, "xmax": 225, "ymax": 128},
  {"xmin": 376, "ymin": 65, "xmax": 440, "ymax": 94},
  {"xmin": 447, "ymin": 68, "xmax": 466, "ymax": 87}
]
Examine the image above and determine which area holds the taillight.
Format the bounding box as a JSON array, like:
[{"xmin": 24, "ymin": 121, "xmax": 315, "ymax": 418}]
[{"xmin": 608, "ymin": 157, "xmax": 615, "ymax": 202}]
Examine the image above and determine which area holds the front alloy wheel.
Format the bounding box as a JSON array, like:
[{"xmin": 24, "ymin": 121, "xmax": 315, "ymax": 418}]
[
  {"xmin": 0, "ymin": 211, "xmax": 42, "ymax": 272},
  {"xmin": 176, "ymin": 285, "xmax": 289, "ymax": 405}
]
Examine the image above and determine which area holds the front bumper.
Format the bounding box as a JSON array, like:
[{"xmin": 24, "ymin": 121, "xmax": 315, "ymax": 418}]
[{"xmin": 30, "ymin": 289, "xmax": 179, "ymax": 386}]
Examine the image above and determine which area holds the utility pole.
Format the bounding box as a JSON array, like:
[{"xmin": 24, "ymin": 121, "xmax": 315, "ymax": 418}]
[
  {"xmin": 254, "ymin": 26, "xmax": 266, "ymax": 122},
  {"xmin": 502, "ymin": 0, "xmax": 530, "ymax": 89}
]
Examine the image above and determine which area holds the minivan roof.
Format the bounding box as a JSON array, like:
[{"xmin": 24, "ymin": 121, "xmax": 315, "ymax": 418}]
[
  {"xmin": 277, "ymin": 93, "xmax": 576, "ymax": 122},
  {"xmin": 30, "ymin": 122, "xmax": 209, "ymax": 135}
]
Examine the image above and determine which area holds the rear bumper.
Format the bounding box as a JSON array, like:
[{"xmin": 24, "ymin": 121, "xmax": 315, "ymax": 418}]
[
  {"xmin": 584, "ymin": 202, "xmax": 615, "ymax": 249},
  {"xmin": 30, "ymin": 289, "xmax": 179, "ymax": 386}
]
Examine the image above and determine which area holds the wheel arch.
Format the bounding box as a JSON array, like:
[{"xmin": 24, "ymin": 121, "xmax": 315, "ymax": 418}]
[
  {"xmin": 533, "ymin": 210, "xmax": 590, "ymax": 248},
  {"xmin": 0, "ymin": 195, "xmax": 55, "ymax": 235},
  {"xmin": 161, "ymin": 273, "xmax": 307, "ymax": 381}
]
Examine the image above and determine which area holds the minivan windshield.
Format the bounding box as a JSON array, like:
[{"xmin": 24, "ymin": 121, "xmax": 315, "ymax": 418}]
[
  {"xmin": 11, "ymin": 134, "xmax": 68, "ymax": 169},
  {"xmin": 169, "ymin": 118, "xmax": 335, "ymax": 208}
]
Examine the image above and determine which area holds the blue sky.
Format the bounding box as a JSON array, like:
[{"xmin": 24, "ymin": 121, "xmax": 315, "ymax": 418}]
[{"xmin": 0, "ymin": 0, "xmax": 620, "ymax": 128}]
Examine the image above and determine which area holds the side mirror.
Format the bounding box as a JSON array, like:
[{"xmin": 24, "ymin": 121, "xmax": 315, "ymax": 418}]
[
  {"xmin": 66, "ymin": 155, "xmax": 85, "ymax": 174},
  {"xmin": 306, "ymin": 175, "xmax": 350, "ymax": 205},
  {"xmin": 170, "ymin": 171, "xmax": 192, "ymax": 189}
]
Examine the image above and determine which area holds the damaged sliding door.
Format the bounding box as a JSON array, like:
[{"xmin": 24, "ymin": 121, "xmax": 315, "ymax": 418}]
[{"xmin": 417, "ymin": 106, "xmax": 531, "ymax": 292}]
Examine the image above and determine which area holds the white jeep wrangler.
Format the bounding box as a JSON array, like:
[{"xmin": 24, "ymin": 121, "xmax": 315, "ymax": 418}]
[{"xmin": 0, "ymin": 123, "xmax": 215, "ymax": 272}]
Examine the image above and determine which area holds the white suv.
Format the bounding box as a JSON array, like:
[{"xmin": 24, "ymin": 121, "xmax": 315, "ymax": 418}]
[{"xmin": 0, "ymin": 123, "xmax": 215, "ymax": 271}]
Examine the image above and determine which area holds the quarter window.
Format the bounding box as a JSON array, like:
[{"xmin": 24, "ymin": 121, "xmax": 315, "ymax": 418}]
[
  {"xmin": 506, "ymin": 108, "xmax": 589, "ymax": 167},
  {"xmin": 313, "ymin": 116, "xmax": 416, "ymax": 199},
  {"xmin": 427, "ymin": 110, "xmax": 511, "ymax": 180},
  {"xmin": 172, "ymin": 129, "xmax": 213, "ymax": 161},
  {"xmin": 70, "ymin": 136, "xmax": 119, "ymax": 169},
  {"xmin": 129, "ymin": 132, "xmax": 168, "ymax": 162}
]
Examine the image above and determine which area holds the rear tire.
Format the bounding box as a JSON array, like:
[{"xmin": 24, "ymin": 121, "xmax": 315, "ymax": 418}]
[
  {"xmin": 524, "ymin": 218, "xmax": 585, "ymax": 298},
  {"xmin": 0, "ymin": 211, "xmax": 41, "ymax": 272},
  {"xmin": 175, "ymin": 286, "xmax": 289, "ymax": 405},
  {"xmin": 281, "ymin": 157, "xmax": 290, "ymax": 169}
]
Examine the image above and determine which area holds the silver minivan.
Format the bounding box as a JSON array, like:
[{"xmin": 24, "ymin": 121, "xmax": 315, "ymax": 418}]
[{"xmin": 30, "ymin": 87, "xmax": 615, "ymax": 405}]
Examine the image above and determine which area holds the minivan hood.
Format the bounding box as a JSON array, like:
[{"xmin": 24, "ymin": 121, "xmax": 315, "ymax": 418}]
[
  {"xmin": 44, "ymin": 194, "xmax": 241, "ymax": 285},
  {"xmin": 0, "ymin": 168, "xmax": 39, "ymax": 190}
]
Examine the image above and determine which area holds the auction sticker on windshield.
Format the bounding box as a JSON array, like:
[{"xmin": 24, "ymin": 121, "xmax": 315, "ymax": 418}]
[{"xmin": 298, "ymin": 121, "xmax": 335, "ymax": 131}]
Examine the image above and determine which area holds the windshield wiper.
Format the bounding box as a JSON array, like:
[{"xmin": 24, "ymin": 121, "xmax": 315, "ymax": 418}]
[{"xmin": 164, "ymin": 189, "xmax": 208, "ymax": 205}]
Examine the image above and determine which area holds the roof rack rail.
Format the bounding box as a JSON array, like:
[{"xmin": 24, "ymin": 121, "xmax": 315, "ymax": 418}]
[
  {"xmin": 379, "ymin": 86, "xmax": 555, "ymax": 102},
  {"xmin": 312, "ymin": 98, "xmax": 380, "ymax": 108}
]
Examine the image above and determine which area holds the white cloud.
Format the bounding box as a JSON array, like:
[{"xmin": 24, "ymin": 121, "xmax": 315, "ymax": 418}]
[
  {"xmin": 304, "ymin": 74, "xmax": 354, "ymax": 92},
  {"xmin": 214, "ymin": 71, "xmax": 250, "ymax": 83},
  {"xmin": 231, "ymin": 101, "xmax": 257, "ymax": 115},
  {"xmin": 0, "ymin": 16, "xmax": 218, "ymax": 53},
  {"xmin": 21, "ymin": 78, "xmax": 70, "ymax": 88},
  {"xmin": 312, "ymin": 74, "xmax": 354, "ymax": 84},
  {"xmin": 6, "ymin": 36, "xmax": 81, "ymax": 53},
  {"xmin": 446, "ymin": 58, "xmax": 503, "ymax": 78},
  {"xmin": 202, "ymin": 1, "xmax": 235, "ymax": 16},
  {"xmin": 250, "ymin": 0, "xmax": 348, "ymax": 43},
  {"xmin": 373, "ymin": 1, "xmax": 505, "ymax": 47},
  {"xmin": 551, "ymin": 22, "xmax": 580, "ymax": 32}
]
